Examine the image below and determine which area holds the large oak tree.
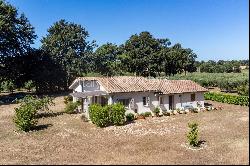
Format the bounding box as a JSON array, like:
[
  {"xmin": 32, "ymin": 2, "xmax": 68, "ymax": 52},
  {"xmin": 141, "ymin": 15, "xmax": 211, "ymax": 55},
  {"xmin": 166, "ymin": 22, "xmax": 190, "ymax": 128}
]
[
  {"xmin": 0, "ymin": 0, "xmax": 36, "ymax": 83},
  {"xmin": 41, "ymin": 19, "xmax": 96, "ymax": 87}
]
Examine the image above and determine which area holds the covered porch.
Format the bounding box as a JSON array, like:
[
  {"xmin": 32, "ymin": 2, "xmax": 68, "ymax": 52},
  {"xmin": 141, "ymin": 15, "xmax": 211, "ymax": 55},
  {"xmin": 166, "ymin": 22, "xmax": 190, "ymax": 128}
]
[{"xmin": 70, "ymin": 90, "xmax": 112, "ymax": 118}]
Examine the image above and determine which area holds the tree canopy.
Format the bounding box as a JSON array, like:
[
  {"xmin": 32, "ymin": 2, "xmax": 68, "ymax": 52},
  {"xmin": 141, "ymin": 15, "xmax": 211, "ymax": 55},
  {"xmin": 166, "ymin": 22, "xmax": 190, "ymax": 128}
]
[
  {"xmin": 120, "ymin": 31, "xmax": 172, "ymax": 77},
  {"xmin": 92, "ymin": 43, "xmax": 122, "ymax": 76},
  {"xmin": 41, "ymin": 19, "xmax": 96, "ymax": 86},
  {"xmin": 0, "ymin": 0, "xmax": 36, "ymax": 83},
  {"xmin": 1, "ymin": 0, "xmax": 247, "ymax": 94}
]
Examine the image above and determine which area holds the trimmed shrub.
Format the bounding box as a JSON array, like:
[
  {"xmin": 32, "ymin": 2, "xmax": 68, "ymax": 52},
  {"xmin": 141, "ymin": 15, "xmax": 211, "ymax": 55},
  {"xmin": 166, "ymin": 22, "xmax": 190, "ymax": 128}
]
[
  {"xmin": 187, "ymin": 122, "xmax": 199, "ymax": 147},
  {"xmin": 64, "ymin": 101, "xmax": 81, "ymax": 114},
  {"xmin": 13, "ymin": 95, "xmax": 54, "ymax": 132},
  {"xmin": 14, "ymin": 104, "xmax": 38, "ymax": 132},
  {"xmin": 89, "ymin": 103, "xmax": 126, "ymax": 127},
  {"xmin": 126, "ymin": 113, "xmax": 135, "ymax": 122},
  {"xmin": 64, "ymin": 95, "xmax": 73, "ymax": 104},
  {"xmin": 109, "ymin": 103, "xmax": 126, "ymax": 125},
  {"xmin": 144, "ymin": 111, "xmax": 152, "ymax": 117},
  {"xmin": 89, "ymin": 104, "xmax": 110, "ymax": 127}
]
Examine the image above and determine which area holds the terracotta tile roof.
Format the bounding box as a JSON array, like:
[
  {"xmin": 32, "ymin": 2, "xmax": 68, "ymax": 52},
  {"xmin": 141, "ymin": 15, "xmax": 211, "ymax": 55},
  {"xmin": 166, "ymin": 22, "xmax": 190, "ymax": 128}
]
[
  {"xmin": 158, "ymin": 80, "xmax": 208, "ymax": 94},
  {"xmin": 71, "ymin": 76, "xmax": 208, "ymax": 94}
]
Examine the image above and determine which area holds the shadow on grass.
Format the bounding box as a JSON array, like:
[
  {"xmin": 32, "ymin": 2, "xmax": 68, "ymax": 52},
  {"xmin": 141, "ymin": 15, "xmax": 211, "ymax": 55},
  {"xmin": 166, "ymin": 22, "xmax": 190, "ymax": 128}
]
[
  {"xmin": 124, "ymin": 120, "xmax": 136, "ymax": 125},
  {"xmin": 36, "ymin": 111, "xmax": 65, "ymax": 119},
  {"xmin": 0, "ymin": 92, "xmax": 30, "ymax": 105},
  {"xmin": 197, "ymin": 140, "xmax": 206, "ymax": 147},
  {"xmin": 204, "ymin": 102, "xmax": 213, "ymax": 107},
  {"xmin": 31, "ymin": 124, "xmax": 53, "ymax": 131},
  {"xmin": 0, "ymin": 91, "xmax": 71, "ymax": 105},
  {"xmin": 95, "ymin": 120, "xmax": 136, "ymax": 128}
]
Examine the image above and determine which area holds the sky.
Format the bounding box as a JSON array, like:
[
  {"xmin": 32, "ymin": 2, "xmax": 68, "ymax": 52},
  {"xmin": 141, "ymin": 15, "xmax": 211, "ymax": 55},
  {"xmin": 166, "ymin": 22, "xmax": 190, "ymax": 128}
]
[{"xmin": 7, "ymin": 0, "xmax": 249, "ymax": 61}]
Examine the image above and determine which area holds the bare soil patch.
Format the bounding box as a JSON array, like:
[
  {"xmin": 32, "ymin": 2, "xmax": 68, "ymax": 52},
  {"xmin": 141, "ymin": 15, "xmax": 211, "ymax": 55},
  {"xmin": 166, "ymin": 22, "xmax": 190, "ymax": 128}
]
[{"xmin": 0, "ymin": 94, "xmax": 248, "ymax": 165}]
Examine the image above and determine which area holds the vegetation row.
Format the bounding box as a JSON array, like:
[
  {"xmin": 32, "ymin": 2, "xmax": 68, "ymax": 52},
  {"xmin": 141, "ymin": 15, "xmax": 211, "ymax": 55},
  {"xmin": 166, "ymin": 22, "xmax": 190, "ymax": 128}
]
[{"xmin": 204, "ymin": 92, "xmax": 249, "ymax": 106}]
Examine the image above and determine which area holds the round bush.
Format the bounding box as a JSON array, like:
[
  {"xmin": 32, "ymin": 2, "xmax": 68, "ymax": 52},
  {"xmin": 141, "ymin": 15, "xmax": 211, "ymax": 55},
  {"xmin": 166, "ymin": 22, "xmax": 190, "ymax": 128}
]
[
  {"xmin": 144, "ymin": 112, "xmax": 152, "ymax": 117},
  {"xmin": 14, "ymin": 104, "xmax": 38, "ymax": 132},
  {"xmin": 89, "ymin": 104, "xmax": 110, "ymax": 127},
  {"xmin": 126, "ymin": 113, "xmax": 135, "ymax": 122},
  {"xmin": 109, "ymin": 103, "xmax": 126, "ymax": 125}
]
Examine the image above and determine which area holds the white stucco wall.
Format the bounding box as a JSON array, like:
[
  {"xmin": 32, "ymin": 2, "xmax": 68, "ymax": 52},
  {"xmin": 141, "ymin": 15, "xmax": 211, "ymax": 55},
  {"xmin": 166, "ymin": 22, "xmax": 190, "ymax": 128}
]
[
  {"xmin": 72, "ymin": 80, "xmax": 205, "ymax": 115},
  {"xmin": 108, "ymin": 91, "xmax": 205, "ymax": 114},
  {"xmin": 75, "ymin": 83, "xmax": 82, "ymax": 92},
  {"xmin": 174, "ymin": 92, "xmax": 205, "ymax": 109},
  {"xmin": 112, "ymin": 92, "xmax": 159, "ymax": 114}
]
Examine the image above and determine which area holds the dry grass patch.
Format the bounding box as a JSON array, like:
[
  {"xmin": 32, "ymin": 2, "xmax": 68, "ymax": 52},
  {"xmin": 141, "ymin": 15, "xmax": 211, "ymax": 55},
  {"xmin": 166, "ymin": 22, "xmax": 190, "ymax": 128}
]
[{"xmin": 0, "ymin": 93, "xmax": 248, "ymax": 165}]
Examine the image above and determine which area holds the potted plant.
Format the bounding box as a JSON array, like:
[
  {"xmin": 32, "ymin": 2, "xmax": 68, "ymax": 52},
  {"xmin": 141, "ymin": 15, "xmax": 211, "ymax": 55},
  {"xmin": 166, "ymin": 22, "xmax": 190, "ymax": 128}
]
[
  {"xmin": 137, "ymin": 113, "xmax": 145, "ymax": 120},
  {"xmin": 153, "ymin": 107, "xmax": 160, "ymax": 117},
  {"xmin": 144, "ymin": 112, "xmax": 152, "ymax": 118}
]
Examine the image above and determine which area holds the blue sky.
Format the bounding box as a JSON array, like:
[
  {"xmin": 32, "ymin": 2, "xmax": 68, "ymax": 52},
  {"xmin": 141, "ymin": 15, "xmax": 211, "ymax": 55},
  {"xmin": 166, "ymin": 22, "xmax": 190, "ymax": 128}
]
[{"xmin": 7, "ymin": 0, "xmax": 249, "ymax": 61}]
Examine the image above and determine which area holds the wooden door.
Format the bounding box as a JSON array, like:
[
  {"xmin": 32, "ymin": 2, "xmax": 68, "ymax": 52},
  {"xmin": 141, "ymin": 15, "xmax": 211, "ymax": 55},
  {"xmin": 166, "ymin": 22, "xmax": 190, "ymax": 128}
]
[{"xmin": 169, "ymin": 95, "xmax": 174, "ymax": 110}]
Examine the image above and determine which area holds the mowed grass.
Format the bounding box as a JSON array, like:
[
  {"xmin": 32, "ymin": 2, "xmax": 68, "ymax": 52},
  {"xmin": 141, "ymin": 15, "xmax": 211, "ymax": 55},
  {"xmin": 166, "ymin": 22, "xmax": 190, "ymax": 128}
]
[{"xmin": 0, "ymin": 94, "xmax": 248, "ymax": 165}]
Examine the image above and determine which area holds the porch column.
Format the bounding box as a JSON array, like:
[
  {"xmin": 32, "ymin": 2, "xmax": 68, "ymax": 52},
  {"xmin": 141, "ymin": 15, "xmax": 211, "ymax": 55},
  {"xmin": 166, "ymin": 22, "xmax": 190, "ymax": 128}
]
[
  {"xmin": 85, "ymin": 97, "xmax": 90, "ymax": 120},
  {"xmin": 108, "ymin": 96, "xmax": 113, "ymax": 105},
  {"xmin": 73, "ymin": 96, "xmax": 77, "ymax": 102}
]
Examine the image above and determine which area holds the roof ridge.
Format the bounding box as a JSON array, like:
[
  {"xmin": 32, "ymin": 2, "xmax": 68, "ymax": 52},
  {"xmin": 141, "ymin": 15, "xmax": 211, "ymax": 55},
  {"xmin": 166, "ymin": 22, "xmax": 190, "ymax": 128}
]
[{"xmin": 71, "ymin": 76, "xmax": 208, "ymax": 93}]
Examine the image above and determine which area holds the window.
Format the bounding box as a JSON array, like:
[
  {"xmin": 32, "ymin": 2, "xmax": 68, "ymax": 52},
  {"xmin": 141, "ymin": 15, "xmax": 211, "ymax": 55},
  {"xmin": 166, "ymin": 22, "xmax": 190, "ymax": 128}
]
[
  {"xmin": 117, "ymin": 99, "xmax": 130, "ymax": 108},
  {"xmin": 143, "ymin": 96, "xmax": 150, "ymax": 106},
  {"xmin": 191, "ymin": 93, "xmax": 195, "ymax": 101},
  {"xmin": 159, "ymin": 96, "xmax": 164, "ymax": 105}
]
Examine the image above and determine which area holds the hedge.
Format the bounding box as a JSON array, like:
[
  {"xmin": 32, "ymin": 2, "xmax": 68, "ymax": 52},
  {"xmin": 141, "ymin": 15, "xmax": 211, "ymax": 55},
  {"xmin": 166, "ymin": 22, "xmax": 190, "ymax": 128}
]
[
  {"xmin": 109, "ymin": 103, "xmax": 126, "ymax": 125},
  {"xmin": 89, "ymin": 103, "xmax": 126, "ymax": 127},
  {"xmin": 13, "ymin": 95, "xmax": 54, "ymax": 132},
  {"xmin": 204, "ymin": 92, "xmax": 249, "ymax": 106},
  {"xmin": 89, "ymin": 104, "xmax": 110, "ymax": 127}
]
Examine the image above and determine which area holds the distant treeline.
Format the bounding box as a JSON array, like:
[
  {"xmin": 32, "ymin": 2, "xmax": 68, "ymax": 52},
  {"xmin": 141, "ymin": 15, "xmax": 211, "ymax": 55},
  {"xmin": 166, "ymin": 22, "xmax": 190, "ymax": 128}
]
[
  {"xmin": 169, "ymin": 72, "xmax": 249, "ymax": 96},
  {"xmin": 195, "ymin": 60, "xmax": 249, "ymax": 73},
  {"xmin": 0, "ymin": 0, "xmax": 248, "ymax": 93}
]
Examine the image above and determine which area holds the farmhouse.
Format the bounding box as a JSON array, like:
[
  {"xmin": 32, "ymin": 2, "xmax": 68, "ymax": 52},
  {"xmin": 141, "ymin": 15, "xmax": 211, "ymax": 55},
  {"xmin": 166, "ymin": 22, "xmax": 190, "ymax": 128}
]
[{"xmin": 69, "ymin": 76, "xmax": 208, "ymax": 118}]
